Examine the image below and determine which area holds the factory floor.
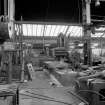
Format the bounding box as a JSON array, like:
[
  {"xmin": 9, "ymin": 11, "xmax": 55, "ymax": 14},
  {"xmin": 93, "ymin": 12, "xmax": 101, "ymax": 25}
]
[{"xmin": 19, "ymin": 70, "xmax": 83, "ymax": 105}]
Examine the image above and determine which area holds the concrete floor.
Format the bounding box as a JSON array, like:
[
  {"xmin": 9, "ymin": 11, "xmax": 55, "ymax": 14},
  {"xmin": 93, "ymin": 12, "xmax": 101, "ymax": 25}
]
[{"xmin": 19, "ymin": 70, "xmax": 85, "ymax": 105}]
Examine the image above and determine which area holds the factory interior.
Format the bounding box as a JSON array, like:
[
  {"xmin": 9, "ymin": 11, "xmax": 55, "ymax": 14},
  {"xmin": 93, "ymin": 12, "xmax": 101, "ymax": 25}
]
[{"xmin": 1, "ymin": 0, "xmax": 105, "ymax": 105}]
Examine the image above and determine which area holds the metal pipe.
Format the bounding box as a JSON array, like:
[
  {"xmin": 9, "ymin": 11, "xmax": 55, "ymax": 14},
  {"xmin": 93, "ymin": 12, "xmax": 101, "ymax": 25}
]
[
  {"xmin": 82, "ymin": 0, "xmax": 92, "ymax": 65},
  {"xmin": 4, "ymin": 0, "xmax": 7, "ymax": 16},
  {"xmin": 43, "ymin": 25, "xmax": 46, "ymax": 50},
  {"xmin": 64, "ymin": 26, "xmax": 70, "ymax": 35},
  {"xmin": 0, "ymin": 0, "xmax": 1, "ymax": 15},
  {"xmin": 36, "ymin": 24, "xmax": 38, "ymax": 36},
  {"xmin": 8, "ymin": 0, "xmax": 15, "ymax": 21},
  {"xmin": 8, "ymin": 52, "xmax": 12, "ymax": 83},
  {"xmin": 86, "ymin": 0, "xmax": 91, "ymax": 24},
  {"xmin": 19, "ymin": 17, "xmax": 24, "ymax": 82}
]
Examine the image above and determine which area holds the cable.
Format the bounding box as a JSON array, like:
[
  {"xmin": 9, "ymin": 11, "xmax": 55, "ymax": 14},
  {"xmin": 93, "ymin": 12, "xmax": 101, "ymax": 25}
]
[
  {"xmin": 42, "ymin": 25, "xmax": 46, "ymax": 51},
  {"xmin": 81, "ymin": 0, "xmax": 84, "ymax": 24},
  {"xmin": 20, "ymin": 93, "xmax": 75, "ymax": 105},
  {"xmin": 77, "ymin": 0, "xmax": 81, "ymax": 24},
  {"xmin": 45, "ymin": 0, "xmax": 50, "ymax": 19}
]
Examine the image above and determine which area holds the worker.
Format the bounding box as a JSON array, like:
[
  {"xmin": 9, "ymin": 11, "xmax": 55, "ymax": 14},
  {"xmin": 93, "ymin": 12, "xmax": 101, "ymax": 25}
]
[
  {"xmin": 24, "ymin": 61, "xmax": 32, "ymax": 81},
  {"xmin": 27, "ymin": 62, "xmax": 36, "ymax": 80},
  {"xmin": 69, "ymin": 49, "xmax": 82, "ymax": 71}
]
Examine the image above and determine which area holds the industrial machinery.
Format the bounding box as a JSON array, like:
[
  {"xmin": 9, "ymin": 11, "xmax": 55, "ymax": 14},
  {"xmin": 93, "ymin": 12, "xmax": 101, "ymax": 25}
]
[
  {"xmin": 75, "ymin": 78, "xmax": 105, "ymax": 105},
  {"xmin": 50, "ymin": 32, "xmax": 69, "ymax": 61},
  {"xmin": 51, "ymin": 47, "xmax": 69, "ymax": 61},
  {"xmin": 0, "ymin": 42, "xmax": 22, "ymax": 84},
  {"xmin": 0, "ymin": 84, "xmax": 19, "ymax": 105}
]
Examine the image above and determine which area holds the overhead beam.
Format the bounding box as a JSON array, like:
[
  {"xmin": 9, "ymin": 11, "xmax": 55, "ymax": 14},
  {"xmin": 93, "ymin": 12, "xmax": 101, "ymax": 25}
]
[
  {"xmin": 18, "ymin": 36, "xmax": 105, "ymax": 42},
  {"xmin": 14, "ymin": 21, "xmax": 82, "ymax": 26}
]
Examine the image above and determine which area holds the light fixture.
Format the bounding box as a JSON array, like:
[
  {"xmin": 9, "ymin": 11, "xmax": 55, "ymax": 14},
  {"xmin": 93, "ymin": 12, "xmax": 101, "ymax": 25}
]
[{"xmin": 95, "ymin": 0, "xmax": 100, "ymax": 6}]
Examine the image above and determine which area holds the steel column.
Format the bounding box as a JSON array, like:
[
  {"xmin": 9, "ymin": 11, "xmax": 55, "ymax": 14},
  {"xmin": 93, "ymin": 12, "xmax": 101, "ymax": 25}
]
[{"xmin": 82, "ymin": 0, "xmax": 92, "ymax": 65}]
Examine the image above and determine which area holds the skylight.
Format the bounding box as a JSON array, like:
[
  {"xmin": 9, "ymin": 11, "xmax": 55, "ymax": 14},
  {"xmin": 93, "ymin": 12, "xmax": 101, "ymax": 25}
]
[{"xmin": 15, "ymin": 23, "xmax": 105, "ymax": 37}]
